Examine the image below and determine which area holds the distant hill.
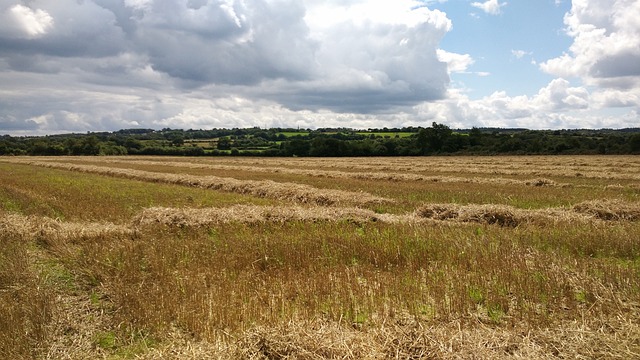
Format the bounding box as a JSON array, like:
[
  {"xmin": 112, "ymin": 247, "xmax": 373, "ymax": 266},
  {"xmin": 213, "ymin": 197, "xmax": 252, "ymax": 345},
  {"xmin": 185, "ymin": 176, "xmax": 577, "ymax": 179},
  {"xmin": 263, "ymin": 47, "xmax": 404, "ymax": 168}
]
[{"xmin": 2, "ymin": 124, "xmax": 640, "ymax": 156}]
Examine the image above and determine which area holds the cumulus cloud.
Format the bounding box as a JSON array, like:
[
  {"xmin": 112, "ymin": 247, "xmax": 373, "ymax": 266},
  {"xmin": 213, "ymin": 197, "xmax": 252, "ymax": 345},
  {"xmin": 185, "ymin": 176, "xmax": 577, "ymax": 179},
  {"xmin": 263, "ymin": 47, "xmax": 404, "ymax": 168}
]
[
  {"xmin": 284, "ymin": 0, "xmax": 451, "ymax": 112},
  {"xmin": 532, "ymin": 78, "xmax": 590, "ymax": 111},
  {"xmin": 413, "ymin": 77, "xmax": 638, "ymax": 130},
  {"xmin": 0, "ymin": 1, "xmax": 128, "ymax": 59},
  {"xmin": 0, "ymin": 0, "xmax": 452, "ymax": 122},
  {"xmin": 592, "ymin": 90, "xmax": 640, "ymax": 108},
  {"xmin": 1, "ymin": 0, "xmax": 638, "ymax": 135},
  {"xmin": 471, "ymin": 0, "xmax": 507, "ymax": 15},
  {"xmin": 480, "ymin": 79, "xmax": 591, "ymax": 120},
  {"xmin": 0, "ymin": 0, "xmax": 457, "ymax": 133},
  {"xmin": 128, "ymin": 0, "xmax": 317, "ymax": 86},
  {"xmin": 437, "ymin": 49, "xmax": 474, "ymax": 74},
  {"xmin": 541, "ymin": 0, "xmax": 640, "ymax": 89},
  {"xmin": 4, "ymin": 4, "xmax": 54, "ymax": 38}
]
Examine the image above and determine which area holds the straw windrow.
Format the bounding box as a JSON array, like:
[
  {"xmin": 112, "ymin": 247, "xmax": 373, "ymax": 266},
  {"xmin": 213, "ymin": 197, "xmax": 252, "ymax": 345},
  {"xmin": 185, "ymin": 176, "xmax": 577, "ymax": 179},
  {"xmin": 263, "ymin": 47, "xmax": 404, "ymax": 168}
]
[
  {"xmin": 2, "ymin": 198, "xmax": 635, "ymax": 235},
  {"xmin": 1, "ymin": 214, "xmax": 133, "ymax": 243},
  {"xmin": 132, "ymin": 205, "xmax": 408, "ymax": 227},
  {"xmin": 415, "ymin": 201, "xmax": 640, "ymax": 226},
  {"xmin": 133, "ymin": 200, "xmax": 640, "ymax": 229},
  {"xmin": 62, "ymin": 158, "xmax": 572, "ymax": 188},
  {"xmin": 1, "ymin": 160, "xmax": 391, "ymax": 206},
  {"xmin": 572, "ymin": 199, "xmax": 640, "ymax": 221}
]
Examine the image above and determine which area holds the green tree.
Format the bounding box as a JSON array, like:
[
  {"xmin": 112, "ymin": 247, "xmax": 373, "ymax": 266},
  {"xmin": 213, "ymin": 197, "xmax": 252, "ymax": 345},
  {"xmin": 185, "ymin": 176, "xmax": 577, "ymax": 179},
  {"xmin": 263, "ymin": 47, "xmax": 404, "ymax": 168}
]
[
  {"xmin": 629, "ymin": 134, "xmax": 640, "ymax": 153},
  {"xmin": 309, "ymin": 137, "xmax": 350, "ymax": 157},
  {"xmin": 170, "ymin": 134, "xmax": 184, "ymax": 147},
  {"xmin": 416, "ymin": 122, "xmax": 452, "ymax": 154},
  {"xmin": 217, "ymin": 137, "xmax": 232, "ymax": 150},
  {"xmin": 283, "ymin": 139, "xmax": 310, "ymax": 156}
]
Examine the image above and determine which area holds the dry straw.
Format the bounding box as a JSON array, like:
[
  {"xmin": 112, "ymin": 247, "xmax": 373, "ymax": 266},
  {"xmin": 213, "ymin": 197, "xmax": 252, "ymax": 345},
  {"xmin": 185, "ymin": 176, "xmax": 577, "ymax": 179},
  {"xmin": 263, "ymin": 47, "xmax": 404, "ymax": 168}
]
[
  {"xmin": 233, "ymin": 316, "xmax": 640, "ymax": 359},
  {"xmin": 62, "ymin": 158, "xmax": 572, "ymax": 188},
  {"xmin": 3, "ymin": 156, "xmax": 639, "ymax": 359},
  {"xmin": 2, "ymin": 160, "xmax": 390, "ymax": 206},
  {"xmin": 133, "ymin": 199, "xmax": 640, "ymax": 229},
  {"xmin": 133, "ymin": 315, "xmax": 640, "ymax": 359},
  {"xmin": 416, "ymin": 203, "xmax": 557, "ymax": 227},
  {"xmin": 132, "ymin": 205, "xmax": 406, "ymax": 227},
  {"xmin": 6, "ymin": 202, "xmax": 634, "ymax": 240},
  {"xmin": 1, "ymin": 214, "xmax": 132, "ymax": 244},
  {"xmin": 233, "ymin": 155, "xmax": 640, "ymax": 181},
  {"xmin": 311, "ymin": 155, "xmax": 640, "ymax": 181},
  {"xmin": 415, "ymin": 201, "xmax": 640, "ymax": 226},
  {"xmin": 572, "ymin": 199, "xmax": 640, "ymax": 221}
]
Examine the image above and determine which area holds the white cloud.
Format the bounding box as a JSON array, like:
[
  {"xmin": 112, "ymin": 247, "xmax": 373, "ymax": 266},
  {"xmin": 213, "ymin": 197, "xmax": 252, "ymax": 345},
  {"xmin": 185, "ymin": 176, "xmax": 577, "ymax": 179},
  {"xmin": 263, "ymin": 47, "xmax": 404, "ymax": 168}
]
[
  {"xmin": 591, "ymin": 88, "xmax": 640, "ymax": 108},
  {"xmin": 0, "ymin": 0, "xmax": 638, "ymax": 134},
  {"xmin": 511, "ymin": 49, "xmax": 532, "ymax": 59},
  {"xmin": 1, "ymin": 71, "xmax": 636, "ymax": 135},
  {"xmin": 124, "ymin": 0, "xmax": 152, "ymax": 11},
  {"xmin": 0, "ymin": 1, "xmax": 452, "ymax": 113},
  {"xmin": 437, "ymin": 49, "xmax": 474, "ymax": 74},
  {"xmin": 0, "ymin": 4, "xmax": 53, "ymax": 38},
  {"xmin": 541, "ymin": 0, "xmax": 640, "ymax": 89},
  {"xmin": 411, "ymin": 77, "xmax": 605, "ymax": 130},
  {"xmin": 0, "ymin": 0, "xmax": 458, "ymax": 134},
  {"xmin": 305, "ymin": 0, "xmax": 451, "ymax": 30},
  {"xmin": 10, "ymin": 4, "xmax": 53, "ymax": 37},
  {"xmin": 292, "ymin": 0, "xmax": 452, "ymax": 111},
  {"xmin": 533, "ymin": 78, "xmax": 590, "ymax": 111},
  {"xmin": 471, "ymin": 0, "xmax": 507, "ymax": 15}
]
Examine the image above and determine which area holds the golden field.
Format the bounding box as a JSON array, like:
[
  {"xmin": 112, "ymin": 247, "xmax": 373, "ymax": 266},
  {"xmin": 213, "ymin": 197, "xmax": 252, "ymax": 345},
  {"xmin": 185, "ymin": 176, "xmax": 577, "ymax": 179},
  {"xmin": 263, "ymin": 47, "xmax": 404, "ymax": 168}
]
[{"xmin": 1, "ymin": 155, "xmax": 639, "ymax": 359}]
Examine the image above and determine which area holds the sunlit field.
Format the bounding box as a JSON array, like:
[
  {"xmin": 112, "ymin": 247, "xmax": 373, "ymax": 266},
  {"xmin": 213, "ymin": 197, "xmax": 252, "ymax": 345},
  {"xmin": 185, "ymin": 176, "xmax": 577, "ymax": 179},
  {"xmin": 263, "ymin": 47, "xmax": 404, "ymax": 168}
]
[{"xmin": 1, "ymin": 155, "xmax": 639, "ymax": 359}]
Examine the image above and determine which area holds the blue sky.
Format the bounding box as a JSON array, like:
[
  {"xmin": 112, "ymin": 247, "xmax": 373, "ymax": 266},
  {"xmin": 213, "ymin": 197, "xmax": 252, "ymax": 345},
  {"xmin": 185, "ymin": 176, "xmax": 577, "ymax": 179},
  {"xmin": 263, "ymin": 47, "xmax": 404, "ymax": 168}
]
[
  {"xmin": 0, "ymin": 0, "xmax": 639, "ymax": 135},
  {"xmin": 435, "ymin": 0, "xmax": 573, "ymax": 98}
]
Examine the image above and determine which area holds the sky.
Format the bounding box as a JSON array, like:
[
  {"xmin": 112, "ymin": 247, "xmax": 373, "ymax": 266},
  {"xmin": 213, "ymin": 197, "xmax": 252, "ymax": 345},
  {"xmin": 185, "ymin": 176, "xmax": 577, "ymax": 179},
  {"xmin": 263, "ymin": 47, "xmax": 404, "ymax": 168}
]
[{"xmin": 0, "ymin": 0, "xmax": 639, "ymax": 135}]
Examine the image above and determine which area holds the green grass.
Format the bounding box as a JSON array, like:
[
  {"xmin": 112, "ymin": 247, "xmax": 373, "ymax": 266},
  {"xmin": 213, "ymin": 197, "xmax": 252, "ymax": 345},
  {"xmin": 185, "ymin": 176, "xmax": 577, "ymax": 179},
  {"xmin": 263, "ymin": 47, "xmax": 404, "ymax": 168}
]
[
  {"xmin": 0, "ymin": 163, "xmax": 278, "ymax": 222},
  {"xmin": 183, "ymin": 139, "xmax": 217, "ymax": 148},
  {"xmin": 276, "ymin": 131, "xmax": 310, "ymax": 137}
]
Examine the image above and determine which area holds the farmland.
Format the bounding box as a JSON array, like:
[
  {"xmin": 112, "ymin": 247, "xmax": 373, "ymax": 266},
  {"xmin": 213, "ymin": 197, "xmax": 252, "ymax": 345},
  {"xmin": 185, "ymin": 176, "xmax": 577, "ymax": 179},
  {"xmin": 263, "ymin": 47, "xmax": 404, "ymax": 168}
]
[{"xmin": 1, "ymin": 155, "xmax": 639, "ymax": 359}]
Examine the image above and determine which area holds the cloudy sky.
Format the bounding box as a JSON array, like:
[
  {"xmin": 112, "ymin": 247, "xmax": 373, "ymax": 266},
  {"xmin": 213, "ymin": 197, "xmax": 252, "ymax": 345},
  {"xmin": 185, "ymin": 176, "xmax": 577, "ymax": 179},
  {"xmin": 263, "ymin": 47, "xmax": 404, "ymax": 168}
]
[{"xmin": 1, "ymin": 0, "xmax": 639, "ymax": 135}]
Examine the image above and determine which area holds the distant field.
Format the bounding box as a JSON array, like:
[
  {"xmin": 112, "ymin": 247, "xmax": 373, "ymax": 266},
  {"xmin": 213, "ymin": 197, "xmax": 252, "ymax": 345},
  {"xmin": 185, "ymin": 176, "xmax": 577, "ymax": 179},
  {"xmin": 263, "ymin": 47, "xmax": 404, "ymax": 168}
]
[
  {"xmin": 277, "ymin": 131, "xmax": 310, "ymax": 137},
  {"xmin": 183, "ymin": 139, "xmax": 217, "ymax": 148},
  {"xmin": 1, "ymin": 155, "xmax": 639, "ymax": 358},
  {"xmin": 356, "ymin": 132, "xmax": 414, "ymax": 138},
  {"xmin": 276, "ymin": 131, "xmax": 415, "ymax": 138}
]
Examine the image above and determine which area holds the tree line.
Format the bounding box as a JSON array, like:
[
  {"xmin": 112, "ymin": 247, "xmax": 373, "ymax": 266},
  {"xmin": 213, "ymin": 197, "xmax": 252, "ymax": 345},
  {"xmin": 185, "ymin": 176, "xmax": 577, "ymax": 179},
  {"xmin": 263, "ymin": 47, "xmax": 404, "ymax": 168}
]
[{"xmin": 1, "ymin": 123, "xmax": 640, "ymax": 156}]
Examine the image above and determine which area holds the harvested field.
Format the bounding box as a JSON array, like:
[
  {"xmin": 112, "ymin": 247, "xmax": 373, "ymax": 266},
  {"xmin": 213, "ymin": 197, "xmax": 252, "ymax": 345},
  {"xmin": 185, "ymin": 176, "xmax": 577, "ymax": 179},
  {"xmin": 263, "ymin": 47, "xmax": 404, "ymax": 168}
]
[
  {"xmin": 84, "ymin": 155, "xmax": 640, "ymax": 181},
  {"xmin": 135, "ymin": 201, "xmax": 640, "ymax": 228},
  {"xmin": 7, "ymin": 156, "xmax": 637, "ymax": 213},
  {"xmin": 1, "ymin": 155, "xmax": 639, "ymax": 359},
  {"xmin": 54, "ymin": 157, "xmax": 575, "ymax": 188},
  {"xmin": 1, "ymin": 159, "xmax": 390, "ymax": 206}
]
